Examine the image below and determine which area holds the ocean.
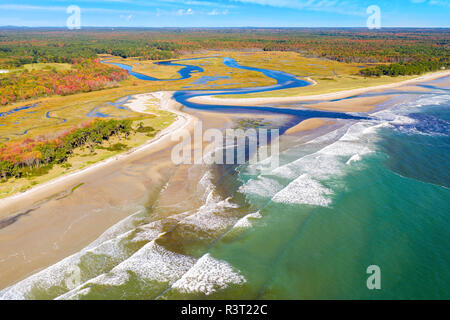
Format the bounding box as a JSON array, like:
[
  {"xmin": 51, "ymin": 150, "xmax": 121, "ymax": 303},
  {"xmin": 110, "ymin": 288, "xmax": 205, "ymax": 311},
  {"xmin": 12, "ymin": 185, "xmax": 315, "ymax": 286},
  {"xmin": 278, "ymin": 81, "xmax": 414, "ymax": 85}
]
[{"xmin": 1, "ymin": 80, "xmax": 448, "ymax": 300}]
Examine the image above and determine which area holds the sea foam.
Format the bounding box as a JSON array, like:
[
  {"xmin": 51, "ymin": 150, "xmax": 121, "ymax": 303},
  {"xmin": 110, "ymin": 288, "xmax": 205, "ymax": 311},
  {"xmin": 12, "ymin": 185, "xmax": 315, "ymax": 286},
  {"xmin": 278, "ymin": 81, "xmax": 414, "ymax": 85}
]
[
  {"xmin": 239, "ymin": 120, "xmax": 381, "ymax": 208},
  {"xmin": 0, "ymin": 209, "xmax": 157, "ymax": 300},
  {"xmin": 171, "ymin": 253, "xmax": 246, "ymax": 296}
]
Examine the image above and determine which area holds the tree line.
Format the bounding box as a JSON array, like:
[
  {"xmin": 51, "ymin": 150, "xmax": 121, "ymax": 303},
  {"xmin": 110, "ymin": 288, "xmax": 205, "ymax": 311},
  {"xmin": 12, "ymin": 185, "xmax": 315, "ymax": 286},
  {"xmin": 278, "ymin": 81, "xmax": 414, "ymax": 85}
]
[
  {"xmin": 0, "ymin": 119, "xmax": 133, "ymax": 180},
  {"xmin": 360, "ymin": 60, "xmax": 448, "ymax": 77},
  {"xmin": 0, "ymin": 33, "xmax": 179, "ymax": 68},
  {"xmin": 1, "ymin": 28, "xmax": 448, "ymax": 69}
]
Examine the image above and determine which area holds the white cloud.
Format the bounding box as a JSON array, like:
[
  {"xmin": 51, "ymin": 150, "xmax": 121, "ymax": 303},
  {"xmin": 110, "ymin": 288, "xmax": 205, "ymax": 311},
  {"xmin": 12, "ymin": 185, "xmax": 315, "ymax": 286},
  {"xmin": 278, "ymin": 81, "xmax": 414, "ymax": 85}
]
[
  {"xmin": 0, "ymin": 4, "xmax": 65, "ymax": 11},
  {"xmin": 176, "ymin": 8, "xmax": 195, "ymax": 16},
  {"xmin": 410, "ymin": 0, "xmax": 450, "ymax": 7},
  {"xmin": 207, "ymin": 9, "xmax": 229, "ymax": 15},
  {"xmin": 157, "ymin": 0, "xmax": 235, "ymax": 9}
]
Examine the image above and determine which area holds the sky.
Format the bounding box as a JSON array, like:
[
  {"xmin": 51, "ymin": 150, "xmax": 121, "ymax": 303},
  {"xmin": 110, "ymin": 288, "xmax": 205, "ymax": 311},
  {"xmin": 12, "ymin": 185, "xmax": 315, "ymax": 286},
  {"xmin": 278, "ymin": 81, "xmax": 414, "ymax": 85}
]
[{"xmin": 0, "ymin": 0, "xmax": 449, "ymax": 28}]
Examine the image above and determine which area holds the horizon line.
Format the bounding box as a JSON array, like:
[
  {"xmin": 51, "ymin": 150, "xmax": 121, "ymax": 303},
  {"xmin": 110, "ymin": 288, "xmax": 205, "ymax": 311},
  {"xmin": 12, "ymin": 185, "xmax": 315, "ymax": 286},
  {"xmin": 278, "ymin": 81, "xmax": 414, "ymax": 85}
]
[{"xmin": 1, "ymin": 26, "xmax": 449, "ymax": 29}]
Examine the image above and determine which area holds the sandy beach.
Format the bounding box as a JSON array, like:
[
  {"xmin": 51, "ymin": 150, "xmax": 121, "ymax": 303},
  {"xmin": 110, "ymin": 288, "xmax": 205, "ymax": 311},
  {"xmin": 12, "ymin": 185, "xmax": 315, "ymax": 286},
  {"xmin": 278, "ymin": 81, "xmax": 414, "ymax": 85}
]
[
  {"xmin": 0, "ymin": 90, "xmax": 243, "ymax": 290},
  {"xmin": 188, "ymin": 70, "xmax": 450, "ymax": 108},
  {"xmin": 289, "ymin": 96, "xmax": 390, "ymax": 113},
  {"xmin": 0, "ymin": 70, "xmax": 448, "ymax": 290},
  {"xmin": 285, "ymin": 118, "xmax": 336, "ymax": 134},
  {"xmin": 0, "ymin": 92, "xmax": 194, "ymax": 217},
  {"xmin": 0, "ymin": 92, "xmax": 198, "ymax": 289}
]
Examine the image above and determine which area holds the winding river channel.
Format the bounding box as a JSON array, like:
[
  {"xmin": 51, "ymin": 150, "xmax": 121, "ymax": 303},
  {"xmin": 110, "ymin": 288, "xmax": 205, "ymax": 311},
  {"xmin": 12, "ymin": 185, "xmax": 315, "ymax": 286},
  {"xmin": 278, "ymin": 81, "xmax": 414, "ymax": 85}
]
[
  {"xmin": 2, "ymin": 55, "xmax": 448, "ymax": 300},
  {"xmin": 104, "ymin": 57, "xmax": 368, "ymax": 132}
]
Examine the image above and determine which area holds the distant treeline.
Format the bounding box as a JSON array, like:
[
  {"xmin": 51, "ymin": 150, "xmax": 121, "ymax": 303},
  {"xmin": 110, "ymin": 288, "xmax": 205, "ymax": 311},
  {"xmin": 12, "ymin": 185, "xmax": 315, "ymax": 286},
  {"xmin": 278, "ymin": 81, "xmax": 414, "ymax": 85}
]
[
  {"xmin": 0, "ymin": 36, "xmax": 178, "ymax": 68},
  {"xmin": 360, "ymin": 60, "xmax": 448, "ymax": 77},
  {"xmin": 0, "ymin": 28, "xmax": 448, "ymax": 71},
  {"xmin": 0, "ymin": 119, "xmax": 133, "ymax": 180}
]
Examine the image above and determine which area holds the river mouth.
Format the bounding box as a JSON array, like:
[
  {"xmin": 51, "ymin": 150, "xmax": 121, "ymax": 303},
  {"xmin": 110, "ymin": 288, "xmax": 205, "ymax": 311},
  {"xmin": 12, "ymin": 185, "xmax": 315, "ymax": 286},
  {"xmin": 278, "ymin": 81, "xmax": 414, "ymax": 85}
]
[
  {"xmin": 104, "ymin": 56, "xmax": 368, "ymax": 126},
  {"xmin": 2, "ymin": 54, "xmax": 448, "ymax": 299},
  {"xmin": 3, "ymin": 85, "xmax": 449, "ymax": 299}
]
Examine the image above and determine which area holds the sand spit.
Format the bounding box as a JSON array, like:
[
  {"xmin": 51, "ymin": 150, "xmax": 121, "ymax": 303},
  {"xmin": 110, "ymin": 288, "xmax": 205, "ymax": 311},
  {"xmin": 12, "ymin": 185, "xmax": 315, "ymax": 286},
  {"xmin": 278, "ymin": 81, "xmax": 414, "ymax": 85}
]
[{"xmin": 189, "ymin": 70, "xmax": 450, "ymax": 108}]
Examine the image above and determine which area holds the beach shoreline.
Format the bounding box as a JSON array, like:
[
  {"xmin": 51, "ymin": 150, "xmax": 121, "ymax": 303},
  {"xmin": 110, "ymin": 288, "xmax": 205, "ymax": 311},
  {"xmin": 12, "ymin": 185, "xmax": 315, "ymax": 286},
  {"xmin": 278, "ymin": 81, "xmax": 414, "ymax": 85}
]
[
  {"xmin": 188, "ymin": 70, "xmax": 450, "ymax": 107},
  {"xmin": 0, "ymin": 91, "xmax": 195, "ymax": 215},
  {"xmin": 0, "ymin": 91, "xmax": 201, "ymax": 289},
  {"xmin": 0, "ymin": 72, "xmax": 447, "ymax": 291},
  {"xmin": 2, "ymin": 71, "xmax": 448, "ymax": 208}
]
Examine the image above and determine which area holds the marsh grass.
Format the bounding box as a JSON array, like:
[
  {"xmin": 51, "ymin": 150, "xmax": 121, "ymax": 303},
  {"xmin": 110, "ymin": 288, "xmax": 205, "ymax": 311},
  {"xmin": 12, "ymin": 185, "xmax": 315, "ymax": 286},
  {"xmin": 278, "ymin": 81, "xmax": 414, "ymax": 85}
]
[{"xmin": 0, "ymin": 51, "xmax": 423, "ymax": 198}]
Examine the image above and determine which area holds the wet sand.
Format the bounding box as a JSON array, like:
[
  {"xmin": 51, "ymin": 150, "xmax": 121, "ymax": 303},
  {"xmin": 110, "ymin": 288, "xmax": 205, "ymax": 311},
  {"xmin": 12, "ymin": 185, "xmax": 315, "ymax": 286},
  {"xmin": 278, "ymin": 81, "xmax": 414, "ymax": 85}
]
[
  {"xmin": 189, "ymin": 70, "xmax": 450, "ymax": 107},
  {"xmin": 285, "ymin": 119, "xmax": 336, "ymax": 134},
  {"xmin": 0, "ymin": 92, "xmax": 198, "ymax": 289},
  {"xmin": 0, "ymin": 92, "xmax": 243, "ymax": 289},
  {"xmin": 1, "ymin": 73, "xmax": 447, "ymax": 289},
  {"xmin": 296, "ymin": 96, "xmax": 390, "ymax": 113}
]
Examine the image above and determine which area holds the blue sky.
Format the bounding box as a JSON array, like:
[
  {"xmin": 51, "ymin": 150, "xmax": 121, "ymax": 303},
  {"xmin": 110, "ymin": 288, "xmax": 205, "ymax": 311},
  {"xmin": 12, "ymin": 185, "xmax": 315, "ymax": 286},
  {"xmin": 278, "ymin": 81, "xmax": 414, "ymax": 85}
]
[{"xmin": 0, "ymin": 0, "xmax": 449, "ymax": 28}]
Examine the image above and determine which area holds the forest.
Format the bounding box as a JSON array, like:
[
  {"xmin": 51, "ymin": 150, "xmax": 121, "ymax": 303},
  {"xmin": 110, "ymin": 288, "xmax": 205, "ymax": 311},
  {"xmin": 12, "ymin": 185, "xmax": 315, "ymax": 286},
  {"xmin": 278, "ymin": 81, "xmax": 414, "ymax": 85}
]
[
  {"xmin": 0, "ymin": 59, "xmax": 129, "ymax": 105},
  {"xmin": 0, "ymin": 27, "xmax": 448, "ymax": 187},
  {"xmin": 0, "ymin": 119, "xmax": 133, "ymax": 180},
  {"xmin": 0, "ymin": 28, "xmax": 447, "ymax": 105},
  {"xmin": 1, "ymin": 28, "xmax": 448, "ymax": 68},
  {"xmin": 360, "ymin": 60, "xmax": 448, "ymax": 77},
  {"xmin": 0, "ymin": 28, "xmax": 447, "ymax": 104}
]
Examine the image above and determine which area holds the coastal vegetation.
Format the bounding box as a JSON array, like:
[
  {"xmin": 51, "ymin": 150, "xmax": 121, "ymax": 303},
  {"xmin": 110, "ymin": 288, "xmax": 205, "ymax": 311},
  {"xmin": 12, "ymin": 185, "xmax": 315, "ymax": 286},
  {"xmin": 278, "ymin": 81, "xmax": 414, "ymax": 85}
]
[
  {"xmin": 0, "ymin": 27, "xmax": 448, "ymax": 197},
  {"xmin": 0, "ymin": 59, "xmax": 129, "ymax": 105},
  {"xmin": 1, "ymin": 28, "xmax": 448, "ymax": 69},
  {"xmin": 360, "ymin": 60, "xmax": 448, "ymax": 77},
  {"xmin": 0, "ymin": 33, "xmax": 177, "ymax": 68},
  {"xmin": 0, "ymin": 106, "xmax": 176, "ymax": 199},
  {"xmin": 0, "ymin": 119, "xmax": 133, "ymax": 180},
  {"xmin": 1, "ymin": 28, "xmax": 448, "ymax": 106}
]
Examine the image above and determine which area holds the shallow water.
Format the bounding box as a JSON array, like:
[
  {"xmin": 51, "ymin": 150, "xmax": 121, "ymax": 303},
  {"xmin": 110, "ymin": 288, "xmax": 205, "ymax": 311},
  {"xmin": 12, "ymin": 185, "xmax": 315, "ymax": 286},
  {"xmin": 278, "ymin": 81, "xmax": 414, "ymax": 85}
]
[
  {"xmin": 1, "ymin": 57, "xmax": 448, "ymax": 299},
  {"xmin": 104, "ymin": 56, "xmax": 368, "ymax": 126},
  {"xmin": 210, "ymin": 91, "xmax": 450, "ymax": 299}
]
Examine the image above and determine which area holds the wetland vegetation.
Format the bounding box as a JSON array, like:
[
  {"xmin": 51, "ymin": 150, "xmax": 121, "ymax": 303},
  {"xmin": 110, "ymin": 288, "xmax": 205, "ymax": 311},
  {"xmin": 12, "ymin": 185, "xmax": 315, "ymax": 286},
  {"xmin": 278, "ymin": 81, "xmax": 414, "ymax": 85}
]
[{"xmin": 1, "ymin": 27, "xmax": 448, "ymax": 197}]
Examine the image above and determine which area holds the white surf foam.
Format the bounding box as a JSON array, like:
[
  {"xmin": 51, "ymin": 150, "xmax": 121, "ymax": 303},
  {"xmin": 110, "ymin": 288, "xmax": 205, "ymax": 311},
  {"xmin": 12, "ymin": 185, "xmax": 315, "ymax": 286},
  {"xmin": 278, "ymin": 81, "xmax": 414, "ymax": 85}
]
[
  {"xmin": 239, "ymin": 120, "xmax": 381, "ymax": 208},
  {"xmin": 233, "ymin": 211, "xmax": 262, "ymax": 230},
  {"xmin": 57, "ymin": 241, "xmax": 196, "ymax": 300},
  {"xmin": 346, "ymin": 154, "xmax": 362, "ymax": 165},
  {"xmin": 238, "ymin": 176, "xmax": 284, "ymax": 198},
  {"xmin": 272, "ymin": 174, "xmax": 333, "ymax": 206},
  {"xmin": 171, "ymin": 253, "xmax": 246, "ymax": 296},
  {"xmin": 0, "ymin": 209, "xmax": 154, "ymax": 300},
  {"xmin": 178, "ymin": 196, "xmax": 239, "ymax": 235},
  {"xmin": 105, "ymin": 242, "xmax": 196, "ymax": 283}
]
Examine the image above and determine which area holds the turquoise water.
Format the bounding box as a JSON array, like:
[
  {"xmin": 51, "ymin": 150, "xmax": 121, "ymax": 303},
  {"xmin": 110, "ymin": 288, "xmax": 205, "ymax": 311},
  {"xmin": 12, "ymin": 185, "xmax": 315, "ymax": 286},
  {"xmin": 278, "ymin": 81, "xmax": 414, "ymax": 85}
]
[
  {"xmin": 208, "ymin": 144, "xmax": 450, "ymax": 299},
  {"xmin": 1, "ymin": 87, "xmax": 448, "ymax": 300},
  {"xmin": 1, "ymin": 61, "xmax": 448, "ymax": 300},
  {"xmin": 206, "ymin": 91, "xmax": 450, "ymax": 300}
]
